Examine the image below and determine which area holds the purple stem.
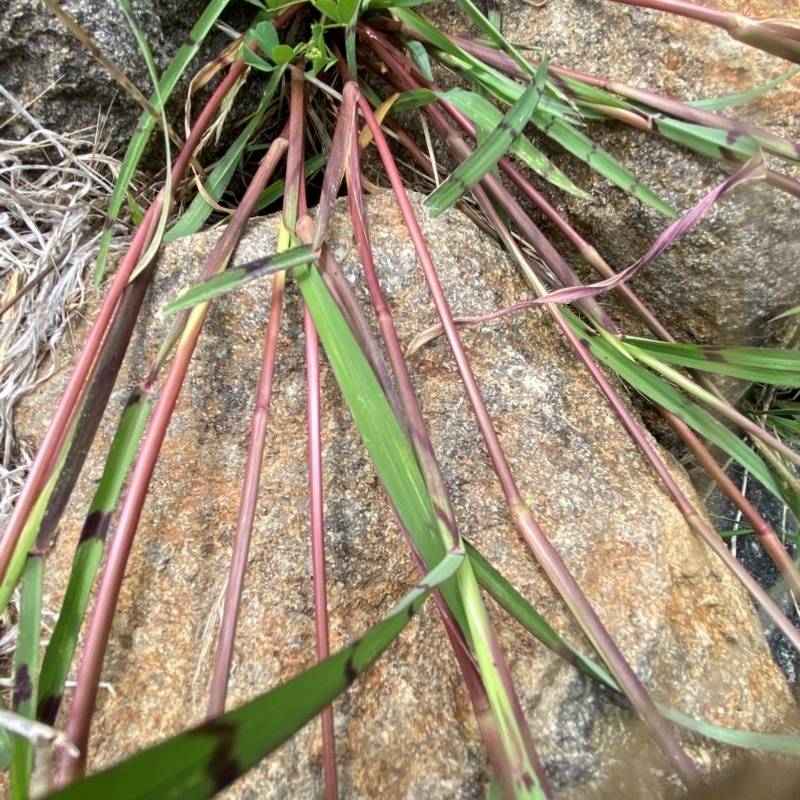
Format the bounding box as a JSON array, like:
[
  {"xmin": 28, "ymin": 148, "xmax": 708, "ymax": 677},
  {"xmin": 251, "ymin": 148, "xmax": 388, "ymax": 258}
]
[{"xmin": 206, "ymin": 271, "xmax": 285, "ymax": 717}]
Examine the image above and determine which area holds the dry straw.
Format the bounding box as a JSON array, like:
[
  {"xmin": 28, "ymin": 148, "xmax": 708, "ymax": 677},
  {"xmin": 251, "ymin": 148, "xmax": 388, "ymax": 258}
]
[{"xmin": 0, "ymin": 86, "xmax": 129, "ymax": 526}]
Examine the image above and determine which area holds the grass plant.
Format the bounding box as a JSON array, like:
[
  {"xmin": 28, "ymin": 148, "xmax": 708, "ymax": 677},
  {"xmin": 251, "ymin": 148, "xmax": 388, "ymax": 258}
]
[{"xmin": 1, "ymin": 0, "xmax": 800, "ymax": 797}]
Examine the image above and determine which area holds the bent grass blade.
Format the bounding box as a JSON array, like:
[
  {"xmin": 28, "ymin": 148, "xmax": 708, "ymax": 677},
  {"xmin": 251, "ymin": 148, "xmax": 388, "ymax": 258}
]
[
  {"xmin": 41, "ymin": 554, "xmax": 464, "ymax": 800},
  {"xmin": 537, "ymin": 155, "xmax": 765, "ymax": 306},
  {"xmin": 297, "ymin": 255, "xmax": 550, "ymax": 799}
]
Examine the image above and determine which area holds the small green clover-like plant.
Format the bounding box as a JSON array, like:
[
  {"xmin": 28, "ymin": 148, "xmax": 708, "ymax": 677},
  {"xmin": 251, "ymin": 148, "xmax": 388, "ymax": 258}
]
[
  {"xmin": 243, "ymin": 19, "xmax": 299, "ymax": 71},
  {"xmin": 244, "ymin": 11, "xmax": 337, "ymax": 76}
]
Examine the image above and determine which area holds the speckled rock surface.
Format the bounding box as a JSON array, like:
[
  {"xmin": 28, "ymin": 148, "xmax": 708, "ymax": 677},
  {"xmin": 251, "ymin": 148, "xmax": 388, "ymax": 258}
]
[
  {"xmin": 424, "ymin": 0, "xmax": 800, "ymax": 358},
  {"xmin": 19, "ymin": 193, "xmax": 797, "ymax": 798},
  {"xmin": 0, "ymin": 0, "xmax": 237, "ymax": 160}
]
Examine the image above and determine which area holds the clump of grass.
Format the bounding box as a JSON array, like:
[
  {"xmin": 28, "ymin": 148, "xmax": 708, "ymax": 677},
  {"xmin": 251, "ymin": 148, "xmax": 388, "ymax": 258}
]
[{"xmin": 2, "ymin": 0, "xmax": 800, "ymax": 798}]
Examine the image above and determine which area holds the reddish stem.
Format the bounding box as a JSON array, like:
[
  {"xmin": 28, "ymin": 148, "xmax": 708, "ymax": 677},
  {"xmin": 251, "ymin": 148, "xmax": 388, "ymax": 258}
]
[
  {"xmin": 58, "ymin": 139, "xmax": 288, "ymax": 784},
  {"xmin": 206, "ymin": 272, "xmax": 286, "ymax": 717},
  {"xmin": 607, "ymin": 0, "xmax": 734, "ymax": 27},
  {"xmin": 304, "ymin": 303, "xmax": 338, "ymax": 800},
  {"xmin": 356, "ymin": 86, "xmax": 703, "ymax": 789}
]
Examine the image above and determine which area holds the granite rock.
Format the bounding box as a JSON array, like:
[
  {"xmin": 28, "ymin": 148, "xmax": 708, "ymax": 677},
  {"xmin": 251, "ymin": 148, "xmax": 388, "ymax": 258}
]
[
  {"xmin": 424, "ymin": 0, "xmax": 800, "ymax": 358},
  {"xmin": 19, "ymin": 193, "xmax": 797, "ymax": 798},
  {"xmin": 0, "ymin": 0, "xmax": 238, "ymax": 161}
]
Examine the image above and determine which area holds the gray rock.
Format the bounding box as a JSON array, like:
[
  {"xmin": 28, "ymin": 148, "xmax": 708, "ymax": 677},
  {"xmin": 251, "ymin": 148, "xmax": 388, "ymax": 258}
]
[
  {"xmin": 20, "ymin": 193, "xmax": 797, "ymax": 799},
  {"xmin": 0, "ymin": 0, "xmax": 234, "ymax": 160},
  {"xmin": 425, "ymin": 0, "xmax": 800, "ymax": 357}
]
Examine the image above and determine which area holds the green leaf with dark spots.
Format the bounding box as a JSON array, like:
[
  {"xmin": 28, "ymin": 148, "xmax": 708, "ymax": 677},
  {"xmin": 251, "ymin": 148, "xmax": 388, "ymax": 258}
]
[
  {"xmin": 441, "ymin": 88, "xmax": 589, "ymax": 198},
  {"xmin": 37, "ymin": 387, "xmax": 153, "ymax": 726},
  {"xmin": 565, "ymin": 313, "xmax": 786, "ymax": 503},
  {"xmin": 10, "ymin": 554, "xmax": 43, "ymax": 799},
  {"xmin": 425, "ymin": 56, "xmax": 549, "ymax": 216},
  {"xmin": 621, "ymin": 337, "xmax": 800, "ymax": 387},
  {"xmin": 41, "ymin": 553, "xmax": 463, "ymax": 800},
  {"xmin": 537, "ymin": 113, "xmax": 677, "ymax": 218},
  {"xmin": 161, "ymin": 245, "xmax": 316, "ymax": 314}
]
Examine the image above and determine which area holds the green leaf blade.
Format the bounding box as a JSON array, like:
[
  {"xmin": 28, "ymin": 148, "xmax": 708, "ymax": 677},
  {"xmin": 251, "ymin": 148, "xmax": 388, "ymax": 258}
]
[
  {"xmin": 425, "ymin": 57, "xmax": 549, "ymax": 216},
  {"xmin": 161, "ymin": 245, "xmax": 316, "ymax": 314},
  {"xmin": 622, "ymin": 337, "xmax": 800, "ymax": 387}
]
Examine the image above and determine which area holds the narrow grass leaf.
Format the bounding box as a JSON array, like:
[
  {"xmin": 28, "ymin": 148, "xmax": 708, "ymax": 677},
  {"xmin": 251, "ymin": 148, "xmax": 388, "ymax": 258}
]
[
  {"xmin": 0, "ymin": 441, "xmax": 69, "ymax": 614},
  {"xmin": 358, "ymin": 92, "xmax": 400, "ymax": 150},
  {"xmin": 9, "ymin": 554, "xmax": 43, "ymax": 800},
  {"xmin": 441, "ymin": 88, "xmax": 589, "ymax": 197},
  {"xmin": 536, "ymin": 113, "xmax": 677, "ymax": 217},
  {"xmin": 425, "ymin": 58, "xmax": 549, "ymax": 216},
  {"xmin": 404, "ymin": 39, "xmax": 434, "ymax": 81},
  {"xmin": 94, "ymin": 0, "xmax": 231, "ymax": 281},
  {"xmin": 452, "ymin": 0, "xmax": 534, "ymax": 78},
  {"xmin": 41, "ymin": 553, "xmax": 463, "ymax": 800},
  {"xmin": 643, "ymin": 114, "xmax": 761, "ymax": 162},
  {"xmin": 690, "ymin": 65, "xmax": 800, "ymax": 111},
  {"xmin": 565, "ymin": 314, "xmax": 786, "ymax": 504},
  {"xmin": 392, "ymin": 9, "xmax": 525, "ymax": 97},
  {"xmin": 389, "ymin": 88, "xmax": 438, "ymax": 114},
  {"xmin": 366, "ymin": 0, "xmax": 429, "ymax": 7},
  {"xmin": 621, "ymin": 337, "xmax": 800, "ymax": 386},
  {"xmin": 773, "ymin": 303, "xmax": 800, "ymax": 321},
  {"xmin": 667, "ymin": 714, "xmax": 800, "ymax": 756},
  {"xmin": 465, "ymin": 540, "xmax": 612, "ymax": 685},
  {"xmin": 439, "ymin": 54, "xmax": 674, "ymax": 214},
  {"xmin": 0, "ymin": 700, "xmax": 9, "ymax": 771},
  {"xmin": 161, "ymin": 245, "xmax": 316, "ymax": 314},
  {"xmin": 296, "ymin": 252, "xmax": 548, "ymax": 796},
  {"xmin": 37, "ymin": 387, "xmax": 153, "ymax": 726},
  {"xmin": 559, "ymin": 76, "xmax": 766, "ymax": 164},
  {"xmin": 163, "ymin": 68, "xmax": 285, "ymax": 243}
]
